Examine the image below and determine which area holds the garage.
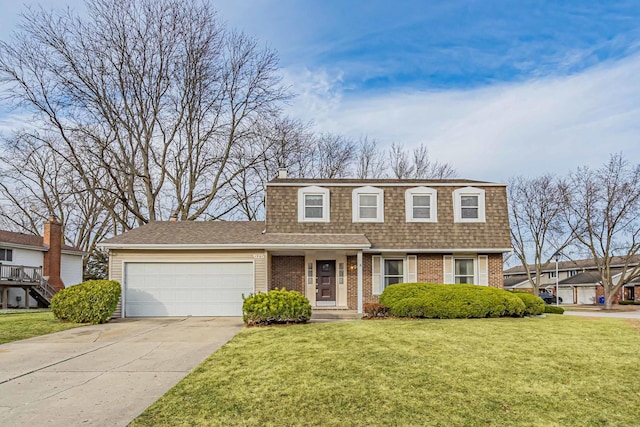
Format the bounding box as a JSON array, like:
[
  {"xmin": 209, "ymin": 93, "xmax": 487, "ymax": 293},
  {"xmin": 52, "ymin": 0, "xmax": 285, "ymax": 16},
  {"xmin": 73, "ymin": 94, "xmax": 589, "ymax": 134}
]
[
  {"xmin": 124, "ymin": 262, "xmax": 254, "ymax": 317},
  {"xmin": 577, "ymin": 286, "xmax": 597, "ymax": 305},
  {"xmin": 558, "ymin": 288, "xmax": 574, "ymax": 304}
]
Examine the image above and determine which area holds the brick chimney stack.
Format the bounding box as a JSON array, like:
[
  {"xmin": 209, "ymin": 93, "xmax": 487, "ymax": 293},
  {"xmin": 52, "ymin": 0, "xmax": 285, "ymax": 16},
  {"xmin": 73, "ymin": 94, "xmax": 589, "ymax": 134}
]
[{"xmin": 43, "ymin": 215, "xmax": 64, "ymax": 291}]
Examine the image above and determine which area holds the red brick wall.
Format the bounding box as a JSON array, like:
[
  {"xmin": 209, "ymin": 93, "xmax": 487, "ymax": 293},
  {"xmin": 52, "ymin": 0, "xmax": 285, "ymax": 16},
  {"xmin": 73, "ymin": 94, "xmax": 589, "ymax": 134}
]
[
  {"xmin": 416, "ymin": 254, "xmax": 443, "ymax": 283},
  {"xmin": 488, "ymin": 254, "xmax": 504, "ymax": 288},
  {"xmin": 347, "ymin": 256, "xmax": 358, "ymax": 309},
  {"xmin": 271, "ymin": 256, "xmax": 305, "ymax": 294},
  {"xmin": 43, "ymin": 217, "xmax": 64, "ymax": 291}
]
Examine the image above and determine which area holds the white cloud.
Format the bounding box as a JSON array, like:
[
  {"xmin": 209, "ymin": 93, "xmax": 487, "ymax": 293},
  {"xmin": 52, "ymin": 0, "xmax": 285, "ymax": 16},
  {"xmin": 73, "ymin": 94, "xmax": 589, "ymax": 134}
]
[{"xmin": 284, "ymin": 54, "xmax": 640, "ymax": 182}]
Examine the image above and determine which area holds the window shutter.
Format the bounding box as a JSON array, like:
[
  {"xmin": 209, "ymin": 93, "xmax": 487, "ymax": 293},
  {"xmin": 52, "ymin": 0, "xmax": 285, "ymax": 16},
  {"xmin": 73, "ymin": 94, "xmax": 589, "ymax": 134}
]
[
  {"xmin": 372, "ymin": 255, "xmax": 382, "ymax": 295},
  {"xmin": 407, "ymin": 255, "xmax": 417, "ymax": 282},
  {"xmin": 478, "ymin": 255, "xmax": 489, "ymax": 286},
  {"xmin": 443, "ymin": 255, "xmax": 454, "ymax": 284}
]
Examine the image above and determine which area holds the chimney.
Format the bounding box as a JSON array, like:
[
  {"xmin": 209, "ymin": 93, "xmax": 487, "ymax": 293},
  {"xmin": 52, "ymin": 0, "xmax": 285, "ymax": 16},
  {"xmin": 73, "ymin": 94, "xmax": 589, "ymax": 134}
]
[
  {"xmin": 43, "ymin": 215, "xmax": 64, "ymax": 292},
  {"xmin": 277, "ymin": 168, "xmax": 288, "ymax": 179}
]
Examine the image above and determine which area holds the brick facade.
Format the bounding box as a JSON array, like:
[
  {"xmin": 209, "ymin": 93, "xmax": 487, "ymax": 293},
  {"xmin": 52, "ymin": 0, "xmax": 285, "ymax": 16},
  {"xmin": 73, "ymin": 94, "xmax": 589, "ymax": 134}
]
[
  {"xmin": 271, "ymin": 256, "xmax": 305, "ymax": 294},
  {"xmin": 342, "ymin": 252, "xmax": 504, "ymax": 310},
  {"xmin": 488, "ymin": 253, "xmax": 504, "ymax": 288},
  {"xmin": 416, "ymin": 254, "xmax": 444, "ymax": 283},
  {"xmin": 43, "ymin": 216, "xmax": 64, "ymax": 291}
]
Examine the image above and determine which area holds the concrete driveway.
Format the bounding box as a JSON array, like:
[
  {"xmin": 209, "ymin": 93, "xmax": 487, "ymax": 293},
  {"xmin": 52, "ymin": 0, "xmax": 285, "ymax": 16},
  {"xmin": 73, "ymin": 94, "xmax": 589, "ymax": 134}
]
[{"xmin": 0, "ymin": 317, "xmax": 243, "ymax": 426}]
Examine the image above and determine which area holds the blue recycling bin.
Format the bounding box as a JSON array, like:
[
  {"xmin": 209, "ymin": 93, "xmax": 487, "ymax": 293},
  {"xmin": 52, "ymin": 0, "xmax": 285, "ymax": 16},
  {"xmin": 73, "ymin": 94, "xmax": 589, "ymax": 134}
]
[{"xmin": 598, "ymin": 296, "xmax": 605, "ymax": 305}]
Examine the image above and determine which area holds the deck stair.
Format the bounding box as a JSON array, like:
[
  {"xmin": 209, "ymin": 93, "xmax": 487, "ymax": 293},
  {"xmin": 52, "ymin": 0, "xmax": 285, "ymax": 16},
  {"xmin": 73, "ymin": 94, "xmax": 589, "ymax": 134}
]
[{"xmin": 0, "ymin": 264, "xmax": 57, "ymax": 307}]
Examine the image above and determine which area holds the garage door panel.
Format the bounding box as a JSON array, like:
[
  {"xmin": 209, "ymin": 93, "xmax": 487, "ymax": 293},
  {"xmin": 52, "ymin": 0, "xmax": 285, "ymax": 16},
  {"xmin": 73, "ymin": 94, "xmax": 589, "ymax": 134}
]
[
  {"xmin": 125, "ymin": 262, "xmax": 254, "ymax": 317},
  {"xmin": 577, "ymin": 287, "xmax": 596, "ymax": 304}
]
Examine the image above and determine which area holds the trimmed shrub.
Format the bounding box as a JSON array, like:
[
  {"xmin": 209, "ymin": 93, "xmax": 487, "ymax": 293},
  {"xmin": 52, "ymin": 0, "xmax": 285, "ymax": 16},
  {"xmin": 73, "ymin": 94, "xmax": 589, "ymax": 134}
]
[
  {"xmin": 51, "ymin": 280, "xmax": 121, "ymax": 324},
  {"xmin": 618, "ymin": 300, "xmax": 640, "ymax": 305},
  {"xmin": 363, "ymin": 303, "xmax": 390, "ymax": 319},
  {"xmin": 544, "ymin": 305, "xmax": 565, "ymax": 314},
  {"xmin": 379, "ymin": 283, "xmax": 526, "ymax": 319},
  {"xmin": 513, "ymin": 292, "xmax": 545, "ymax": 316},
  {"xmin": 242, "ymin": 288, "xmax": 312, "ymax": 326}
]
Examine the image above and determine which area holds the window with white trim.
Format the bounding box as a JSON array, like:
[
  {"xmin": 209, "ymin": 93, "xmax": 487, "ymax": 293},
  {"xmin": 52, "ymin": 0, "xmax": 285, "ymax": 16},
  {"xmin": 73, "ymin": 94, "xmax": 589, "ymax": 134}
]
[
  {"xmin": 405, "ymin": 187, "xmax": 437, "ymax": 222},
  {"xmin": 384, "ymin": 259, "xmax": 404, "ymax": 288},
  {"xmin": 453, "ymin": 187, "xmax": 486, "ymax": 223},
  {"xmin": 372, "ymin": 256, "xmax": 410, "ymax": 295},
  {"xmin": 454, "ymin": 258, "xmax": 475, "ymax": 284},
  {"xmin": 549, "ymin": 271, "xmax": 557, "ymax": 278},
  {"xmin": 352, "ymin": 186, "xmax": 384, "ymax": 222},
  {"xmin": 297, "ymin": 186, "xmax": 330, "ymax": 222},
  {"xmin": 0, "ymin": 248, "xmax": 13, "ymax": 262}
]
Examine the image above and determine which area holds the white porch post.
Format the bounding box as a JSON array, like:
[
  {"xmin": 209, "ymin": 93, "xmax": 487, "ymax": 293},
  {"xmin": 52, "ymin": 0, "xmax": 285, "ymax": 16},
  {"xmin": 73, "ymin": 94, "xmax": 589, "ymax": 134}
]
[{"xmin": 357, "ymin": 250, "xmax": 363, "ymax": 314}]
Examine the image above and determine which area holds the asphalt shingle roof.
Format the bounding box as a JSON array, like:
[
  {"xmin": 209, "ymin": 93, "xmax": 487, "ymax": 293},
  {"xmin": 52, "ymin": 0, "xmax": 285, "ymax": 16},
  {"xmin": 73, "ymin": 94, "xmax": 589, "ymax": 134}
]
[
  {"xmin": 0, "ymin": 230, "xmax": 83, "ymax": 253},
  {"xmin": 101, "ymin": 221, "xmax": 371, "ymax": 247}
]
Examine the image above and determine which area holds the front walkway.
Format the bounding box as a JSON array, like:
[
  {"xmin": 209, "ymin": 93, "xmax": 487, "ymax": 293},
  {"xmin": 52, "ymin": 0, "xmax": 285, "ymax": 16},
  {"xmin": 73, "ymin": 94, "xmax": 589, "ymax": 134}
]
[{"xmin": 0, "ymin": 317, "xmax": 243, "ymax": 426}]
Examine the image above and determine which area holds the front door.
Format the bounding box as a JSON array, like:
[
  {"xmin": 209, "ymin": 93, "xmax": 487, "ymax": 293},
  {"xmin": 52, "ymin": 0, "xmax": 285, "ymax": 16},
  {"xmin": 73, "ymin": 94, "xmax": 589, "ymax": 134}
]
[{"xmin": 316, "ymin": 260, "xmax": 336, "ymax": 304}]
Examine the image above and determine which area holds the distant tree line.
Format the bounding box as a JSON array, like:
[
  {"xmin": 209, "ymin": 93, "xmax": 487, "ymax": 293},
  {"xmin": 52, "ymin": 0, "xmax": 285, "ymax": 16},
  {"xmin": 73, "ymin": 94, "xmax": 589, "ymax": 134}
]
[{"xmin": 508, "ymin": 153, "xmax": 640, "ymax": 309}]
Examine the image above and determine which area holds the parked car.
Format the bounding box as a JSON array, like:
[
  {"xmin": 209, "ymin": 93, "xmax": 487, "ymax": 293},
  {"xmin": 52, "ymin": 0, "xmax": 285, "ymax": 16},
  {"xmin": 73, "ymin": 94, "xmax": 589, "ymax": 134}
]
[{"xmin": 538, "ymin": 292, "xmax": 562, "ymax": 304}]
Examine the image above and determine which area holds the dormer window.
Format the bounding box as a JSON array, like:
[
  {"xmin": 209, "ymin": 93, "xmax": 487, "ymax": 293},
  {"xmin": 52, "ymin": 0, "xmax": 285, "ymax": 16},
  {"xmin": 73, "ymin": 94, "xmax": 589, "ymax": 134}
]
[
  {"xmin": 453, "ymin": 187, "xmax": 486, "ymax": 223},
  {"xmin": 352, "ymin": 186, "xmax": 384, "ymax": 223},
  {"xmin": 405, "ymin": 187, "xmax": 437, "ymax": 222},
  {"xmin": 297, "ymin": 186, "xmax": 330, "ymax": 222}
]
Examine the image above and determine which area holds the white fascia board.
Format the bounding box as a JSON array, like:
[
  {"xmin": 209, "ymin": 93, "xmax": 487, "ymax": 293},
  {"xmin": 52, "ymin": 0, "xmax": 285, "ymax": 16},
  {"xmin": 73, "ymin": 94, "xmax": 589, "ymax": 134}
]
[
  {"xmin": 267, "ymin": 182, "xmax": 507, "ymax": 187},
  {"xmin": 0, "ymin": 242, "xmax": 46, "ymax": 252},
  {"xmin": 363, "ymin": 247, "xmax": 513, "ymax": 253},
  {"xmin": 99, "ymin": 243, "xmax": 371, "ymax": 250}
]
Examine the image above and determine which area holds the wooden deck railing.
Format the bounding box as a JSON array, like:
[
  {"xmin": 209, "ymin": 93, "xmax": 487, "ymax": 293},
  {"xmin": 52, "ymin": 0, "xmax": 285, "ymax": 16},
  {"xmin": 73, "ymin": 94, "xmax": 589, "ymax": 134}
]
[
  {"xmin": 0, "ymin": 264, "xmax": 57, "ymax": 304},
  {"xmin": 0, "ymin": 264, "xmax": 44, "ymax": 284}
]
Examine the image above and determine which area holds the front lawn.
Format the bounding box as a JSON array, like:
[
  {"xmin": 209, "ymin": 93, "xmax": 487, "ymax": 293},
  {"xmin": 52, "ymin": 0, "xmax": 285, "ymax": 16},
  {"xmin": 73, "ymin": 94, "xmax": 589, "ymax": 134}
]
[
  {"xmin": 133, "ymin": 316, "xmax": 640, "ymax": 426},
  {"xmin": 0, "ymin": 310, "xmax": 84, "ymax": 344}
]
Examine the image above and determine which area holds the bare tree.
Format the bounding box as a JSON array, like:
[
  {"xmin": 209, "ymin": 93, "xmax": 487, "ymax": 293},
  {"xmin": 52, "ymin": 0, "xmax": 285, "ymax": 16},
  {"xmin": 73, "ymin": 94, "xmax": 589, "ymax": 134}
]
[
  {"xmin": 508, "ymin": 175, "xmax": 573, "ymax": 295},
  {"xmin": 355, "ymin": 136, "xmax": 386, "ymax": 179},
  {"xmin": 412, "ymin": 144, "xmax": 457, "ymax": 179},
  {"xmin": 0, "ymin": 0, "xmax": 289, "ymax": 227},
  {"xmin": 308, "ymin": 133, "xmax": 356, "ymax": 179},
  {"xmin": 389, "ymin": 142, "xmax": 456, "ymax": 179},
  {"xmin": 561, "ymin": 154, "xmax": 640, "ymax": 309}
]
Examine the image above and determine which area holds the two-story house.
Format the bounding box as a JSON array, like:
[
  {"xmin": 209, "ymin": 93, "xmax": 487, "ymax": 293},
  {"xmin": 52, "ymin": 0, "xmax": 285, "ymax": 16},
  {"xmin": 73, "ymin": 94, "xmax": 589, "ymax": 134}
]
[{"xmin": 101, "ymin": 175, "xmax": 512, "ymax": 317}]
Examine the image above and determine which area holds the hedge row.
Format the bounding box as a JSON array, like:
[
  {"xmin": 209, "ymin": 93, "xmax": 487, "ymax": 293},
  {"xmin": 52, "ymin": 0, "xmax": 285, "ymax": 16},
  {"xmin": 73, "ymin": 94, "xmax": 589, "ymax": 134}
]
[
  {"xmin": 513, "ymin": 292, "xmax": 545, "ymax": 316},
  {"xmin": 379, "ymin": 283, "xmax": 526, "ymax": 319},
  {"xmin": 544, "ymin": 305, "xmax": 565, "ymax": 314},
  {"xmin": 51, "ymin": 280, "xmax": 121, "ymax": 324},
  {"xmin": 242, "ymin": 288, "xmax": 312, "ymax": 326}
]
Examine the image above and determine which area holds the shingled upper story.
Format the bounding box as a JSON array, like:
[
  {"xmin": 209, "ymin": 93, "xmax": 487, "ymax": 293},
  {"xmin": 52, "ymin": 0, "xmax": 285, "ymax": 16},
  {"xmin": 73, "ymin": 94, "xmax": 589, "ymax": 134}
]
[{"xmin": 101, "ymin": 177, "xmax": 512, "ymax": 317}]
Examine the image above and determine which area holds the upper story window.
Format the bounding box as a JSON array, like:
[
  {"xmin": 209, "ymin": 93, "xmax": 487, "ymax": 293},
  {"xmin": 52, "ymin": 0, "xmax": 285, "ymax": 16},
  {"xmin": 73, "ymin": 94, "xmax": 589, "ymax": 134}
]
[
  {"xmin": 297, "ymin": 186, "xmax": 330, "ymax": 223},
  {"xmin": 549, "ymin": 271, "xmax": 557, "ymax": 278},
  {"xmin": 352, "ymin": 186, "xmax": 384, "ymax": 223},
  {"xmin": 453, "ymin": 187, "xmax": 486, "ymax": 223},
  {"xmin": 568, "ymin": 270, "xmax": 578, "ymax": 277},
  {"xmin": 0, "ymin": 248, "xmax": 13, "ymax": 262},
  {"xmin": 405, "ymin": 187, "xmax": 437, "ymax": 222}
]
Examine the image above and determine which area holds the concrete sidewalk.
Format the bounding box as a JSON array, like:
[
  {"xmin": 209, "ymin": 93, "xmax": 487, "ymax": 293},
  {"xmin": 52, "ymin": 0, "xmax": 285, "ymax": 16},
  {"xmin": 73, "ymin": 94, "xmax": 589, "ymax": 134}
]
[{"xmin": 0, "ymin": 317, "xmax": 243, "ymax": 426}]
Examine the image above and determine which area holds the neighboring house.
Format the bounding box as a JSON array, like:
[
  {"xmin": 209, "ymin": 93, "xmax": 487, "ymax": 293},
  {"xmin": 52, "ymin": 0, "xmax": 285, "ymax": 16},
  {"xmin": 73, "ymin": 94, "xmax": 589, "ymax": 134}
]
[
  {"xmin": 503, "ymin": 255, "xmax": 640, "ymax": 304},
  {"xmin": 0, "ymin": 217, "xmax": 85, "ymax": 309},
  {"xmin": 100, "ymin": 175, "xmax": 512, "ymax": 317}
]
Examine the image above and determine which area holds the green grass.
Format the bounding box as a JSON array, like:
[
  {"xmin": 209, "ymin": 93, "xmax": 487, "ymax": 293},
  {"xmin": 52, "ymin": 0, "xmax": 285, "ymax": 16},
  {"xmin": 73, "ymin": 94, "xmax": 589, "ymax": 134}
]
[
  {"xmin": 0, "ymin": 311, "xmax": 84, "ymax": 344},
  {"xmin": 133, "ymin": 316, "xmax": 640, "ymax": 427}
]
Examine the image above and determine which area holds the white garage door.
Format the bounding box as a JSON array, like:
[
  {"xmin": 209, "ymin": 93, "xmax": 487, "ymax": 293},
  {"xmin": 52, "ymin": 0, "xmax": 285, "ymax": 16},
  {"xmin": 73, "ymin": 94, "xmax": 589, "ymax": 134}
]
[
  {"xmin": 577, "ymin": 286, "xmax": 597, "ymax": 305},
  {"xmin": 125, "ymin": 262, "xmax": 254, "ymax": 317},
  {"xmin": 558, "ymin": 288, "xmax": 574, "ymax": 304}
]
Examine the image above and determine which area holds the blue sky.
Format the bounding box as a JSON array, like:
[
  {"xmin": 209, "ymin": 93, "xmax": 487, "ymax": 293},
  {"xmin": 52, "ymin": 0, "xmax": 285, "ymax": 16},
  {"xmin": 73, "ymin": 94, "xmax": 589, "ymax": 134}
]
[{"xmin": 2, "ymin": 0, "xmax": 640, "ymax": 181}]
